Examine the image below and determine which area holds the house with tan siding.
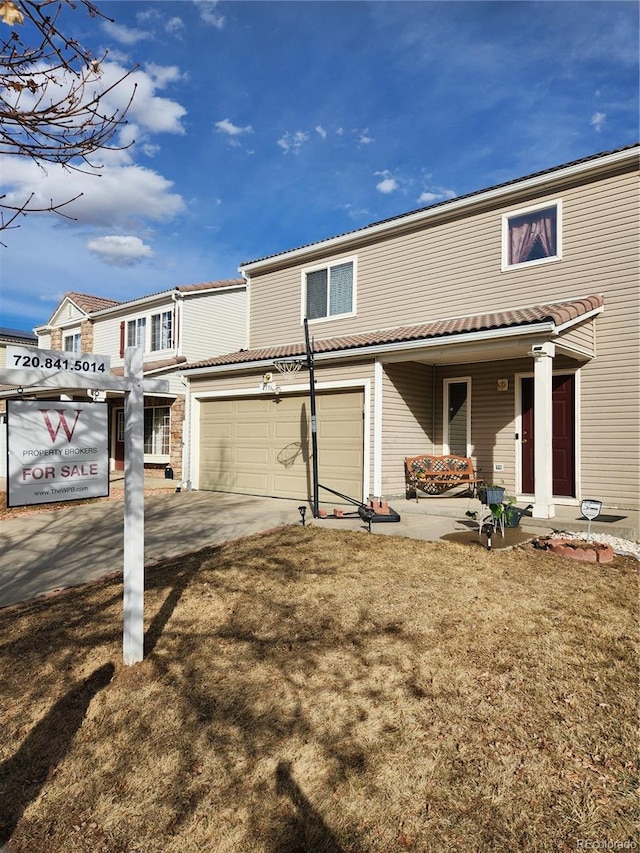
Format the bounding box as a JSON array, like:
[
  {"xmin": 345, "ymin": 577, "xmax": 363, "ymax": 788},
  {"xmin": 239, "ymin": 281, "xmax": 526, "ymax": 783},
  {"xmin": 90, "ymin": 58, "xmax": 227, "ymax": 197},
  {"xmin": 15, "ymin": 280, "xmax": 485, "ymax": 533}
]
[
  {"xmin": 184, "ymin": 144, "xmax": 639, "ymax": 518},
  {"xmin": 27, "ymin": 281, "xmax": 247, "ymax": 480}
]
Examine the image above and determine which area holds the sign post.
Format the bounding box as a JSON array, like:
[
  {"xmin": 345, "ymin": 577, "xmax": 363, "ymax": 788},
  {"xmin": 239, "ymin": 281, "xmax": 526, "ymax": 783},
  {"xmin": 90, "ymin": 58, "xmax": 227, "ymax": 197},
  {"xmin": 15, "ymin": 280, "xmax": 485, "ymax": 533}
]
[
  {"xmin": 0, "ymin": 346, "xmax": 168, "ymax": 665},
  {"xmin": 580, "ymin": 499, "xmax": 602, "ymax": 542}
]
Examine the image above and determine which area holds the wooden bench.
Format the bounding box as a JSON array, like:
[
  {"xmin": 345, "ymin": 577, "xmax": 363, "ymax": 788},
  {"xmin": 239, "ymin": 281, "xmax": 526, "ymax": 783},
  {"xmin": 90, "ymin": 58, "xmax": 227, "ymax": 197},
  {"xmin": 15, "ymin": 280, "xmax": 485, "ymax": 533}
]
[{"xmin": 404, "ymin": 454, "xmax": 484, "ymax": 501}]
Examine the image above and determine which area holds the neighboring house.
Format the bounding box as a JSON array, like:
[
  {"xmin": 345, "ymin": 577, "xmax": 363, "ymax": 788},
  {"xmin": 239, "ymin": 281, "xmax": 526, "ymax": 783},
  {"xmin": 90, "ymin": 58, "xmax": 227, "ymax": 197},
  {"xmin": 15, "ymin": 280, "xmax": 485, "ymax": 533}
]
[
  {"xmin": 0, "ymin": 327, "xmax": 38, "ymax": 478},
  {"xmin": 183, "ymin": 144, "xmax": 639, "ymax": 517},
  {"xmin": 31, "ymin": 281, "xmax": 247, "ymax": 480}
]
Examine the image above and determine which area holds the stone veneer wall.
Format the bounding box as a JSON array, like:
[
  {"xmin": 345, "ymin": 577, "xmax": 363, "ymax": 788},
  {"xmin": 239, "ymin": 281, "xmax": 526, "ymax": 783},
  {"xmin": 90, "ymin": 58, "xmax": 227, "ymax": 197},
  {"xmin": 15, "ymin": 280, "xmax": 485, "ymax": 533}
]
[
  {"xmin": 80, "ymin": 320, "xmax": 94, "ymax": 353},
  {"xmin": 169, "ymin": 395, "xmax": 185, "ymax": 479},
  {"xmin": 50, "ymin": 328, "xmax": 62, "ymax": 350}
]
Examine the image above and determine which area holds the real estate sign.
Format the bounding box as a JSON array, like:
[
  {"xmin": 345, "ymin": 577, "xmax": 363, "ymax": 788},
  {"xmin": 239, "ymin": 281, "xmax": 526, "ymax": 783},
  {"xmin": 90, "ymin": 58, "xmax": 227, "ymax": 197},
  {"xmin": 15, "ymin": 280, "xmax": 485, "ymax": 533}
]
[{"xmin": 7, "ymin": 400, "xmax": 109, "ymax": 507}]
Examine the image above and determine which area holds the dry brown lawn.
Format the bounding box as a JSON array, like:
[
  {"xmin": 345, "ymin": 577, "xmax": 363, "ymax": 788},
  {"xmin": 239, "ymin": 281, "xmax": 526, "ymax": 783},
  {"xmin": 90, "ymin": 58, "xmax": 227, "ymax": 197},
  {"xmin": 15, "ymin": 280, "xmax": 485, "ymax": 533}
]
[{"xmin": 0, "ymin": 525, "xmax": 637, "ymax": 853}]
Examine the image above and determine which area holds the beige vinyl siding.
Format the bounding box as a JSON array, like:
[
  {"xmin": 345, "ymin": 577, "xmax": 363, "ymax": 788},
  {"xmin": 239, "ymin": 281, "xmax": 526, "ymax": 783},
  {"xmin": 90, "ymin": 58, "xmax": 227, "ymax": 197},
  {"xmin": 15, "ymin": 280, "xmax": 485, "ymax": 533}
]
[
  {"xmin": 248, "ymin": 168, "xmax": 637, "ymax": 347},
  {"xmin": 51, "ymin": 300, "xmax": 85, "ymax": 326},
  {"xmin": 557, "ymin": 318, "xmax": 596, "ymax": 357},
  {"xmin": 381, "ymin": 362, "xmax": 434, "ymax": 495},
  {"xmin": 180, "ymin": 288, "xmax": 247, "ymax": 362},
  {"xmin": 36, "ymin": 332, "xmax": 52, "ymax": 350},
  {"xmin": 94, "ymin": 315, "xmax": 134, "ymax": 366}
]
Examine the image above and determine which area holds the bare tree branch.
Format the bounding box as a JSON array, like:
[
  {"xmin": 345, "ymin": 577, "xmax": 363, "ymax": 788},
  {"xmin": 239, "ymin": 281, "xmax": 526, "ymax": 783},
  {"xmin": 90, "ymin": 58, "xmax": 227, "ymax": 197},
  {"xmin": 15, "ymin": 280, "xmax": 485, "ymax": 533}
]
[{"xmin": 0, "ymin": 0, "xmax": 137, "ymax": 233}]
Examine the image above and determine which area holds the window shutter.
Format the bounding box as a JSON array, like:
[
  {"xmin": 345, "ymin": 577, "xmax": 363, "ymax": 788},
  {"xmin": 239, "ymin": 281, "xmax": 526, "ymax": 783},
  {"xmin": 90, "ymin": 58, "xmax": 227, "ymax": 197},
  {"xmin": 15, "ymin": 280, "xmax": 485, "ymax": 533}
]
[{"xmin": 119, "ymin": 321, "xmax": 125, "ymax": 357}]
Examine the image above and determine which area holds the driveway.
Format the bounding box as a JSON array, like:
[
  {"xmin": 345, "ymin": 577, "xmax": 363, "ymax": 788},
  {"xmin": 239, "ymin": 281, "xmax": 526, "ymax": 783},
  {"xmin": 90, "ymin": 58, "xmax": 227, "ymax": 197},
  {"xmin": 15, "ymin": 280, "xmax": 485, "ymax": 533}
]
[{"xmin": 0, "ymin": 489, "xmax": 528, "ymax": 609}]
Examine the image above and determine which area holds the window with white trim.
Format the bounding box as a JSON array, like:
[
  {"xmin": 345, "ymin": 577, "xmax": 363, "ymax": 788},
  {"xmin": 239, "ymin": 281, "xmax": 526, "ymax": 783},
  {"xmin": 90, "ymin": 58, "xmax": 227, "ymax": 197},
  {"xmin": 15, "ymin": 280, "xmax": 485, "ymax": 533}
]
[
  {"xmin": 64, "ymin": 332, "xmax": 81, "ymax": 353},
  {"xmin": 304, "ymin": 259, "xmax": 354, "ymax": 321},
  {"xmin": 151, "ymin": 310, "xmax": 172, "ymax": 351},
  {"xmin": 127, "ymin": 317, "xmax": 146, "ymax": 348},
  {"xmin": 443, "ymin": 378, "xmax": 471, "ymax": 457},
  {"xmin": 502, "ymin": 201, "xmax": 561, "ymax": 270},
  {"xmin": 144, "ymin": 406, "xmax": 170, "ymax": 456}
]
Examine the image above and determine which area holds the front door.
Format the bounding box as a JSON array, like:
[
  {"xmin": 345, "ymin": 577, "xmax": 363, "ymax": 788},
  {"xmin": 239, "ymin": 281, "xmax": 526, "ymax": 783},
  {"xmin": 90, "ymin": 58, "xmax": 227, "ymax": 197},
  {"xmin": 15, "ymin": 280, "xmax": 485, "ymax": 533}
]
[
  {"xmin": 521, "ymin": 374, "xmax": 575, "ymax": 496},
  {"xmin": 114, "ymin": 409, "xmax": 125, "ymax": 471}
]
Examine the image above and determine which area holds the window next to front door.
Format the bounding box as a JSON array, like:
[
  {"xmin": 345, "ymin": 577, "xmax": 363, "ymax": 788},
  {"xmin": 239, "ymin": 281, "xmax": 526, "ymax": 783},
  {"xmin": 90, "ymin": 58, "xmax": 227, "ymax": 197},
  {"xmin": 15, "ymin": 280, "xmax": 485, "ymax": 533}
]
[{"xmin": 444, "ymin": 378, "xmax": 471, "ymax": 457}]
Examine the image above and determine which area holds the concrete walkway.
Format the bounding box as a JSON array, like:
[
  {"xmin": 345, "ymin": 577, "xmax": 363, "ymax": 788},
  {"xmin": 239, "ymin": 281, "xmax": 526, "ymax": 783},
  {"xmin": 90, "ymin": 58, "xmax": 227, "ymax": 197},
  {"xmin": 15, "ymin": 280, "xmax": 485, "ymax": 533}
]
[{"xmin": 0, "ymin": 480, "xmax": 637, "ymax": 609}]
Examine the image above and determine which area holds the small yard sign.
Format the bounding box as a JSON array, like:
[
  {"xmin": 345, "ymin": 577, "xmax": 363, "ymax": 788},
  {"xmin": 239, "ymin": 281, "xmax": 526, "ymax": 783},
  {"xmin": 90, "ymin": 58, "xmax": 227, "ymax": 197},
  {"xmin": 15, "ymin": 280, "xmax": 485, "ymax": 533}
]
[
  {"xmin": 7, "ymin": 400, "xmax": 109, "ymax": 507},
  {"xmin": 580, "ymin": 499, "xmax": 602, "ymax": 542}
]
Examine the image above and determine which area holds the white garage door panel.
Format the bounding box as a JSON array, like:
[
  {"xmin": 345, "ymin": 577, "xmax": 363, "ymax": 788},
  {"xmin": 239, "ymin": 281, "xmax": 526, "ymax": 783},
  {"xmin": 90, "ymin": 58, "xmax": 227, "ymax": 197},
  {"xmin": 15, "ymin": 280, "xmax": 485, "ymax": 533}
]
[{"xmin": 199, "ymin": 390, "xmax": 363, "ymax": 500}]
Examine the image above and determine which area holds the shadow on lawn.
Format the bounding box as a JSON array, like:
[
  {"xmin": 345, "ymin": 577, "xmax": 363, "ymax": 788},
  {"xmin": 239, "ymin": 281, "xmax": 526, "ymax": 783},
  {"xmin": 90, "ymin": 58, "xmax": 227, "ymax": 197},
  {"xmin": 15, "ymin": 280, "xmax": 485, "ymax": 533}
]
[
  {"xmin": 274, "ymin": 760, "xmax": 344, "ymax": 853},
  {"xmin": 0, "ymin": 662, "xmax": 115, "ymax": 845}
]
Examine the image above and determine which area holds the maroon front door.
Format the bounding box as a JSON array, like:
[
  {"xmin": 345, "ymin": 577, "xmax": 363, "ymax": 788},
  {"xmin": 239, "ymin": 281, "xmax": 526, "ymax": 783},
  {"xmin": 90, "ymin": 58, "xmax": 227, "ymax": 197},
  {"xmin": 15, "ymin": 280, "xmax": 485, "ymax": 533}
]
[
  {"xmin": 521, "ymin": 374, "xmax": 575, "ymax": 497},
  {"xmin": 114, "ymin": 409, "xmax": 125, "ymax": 471}
]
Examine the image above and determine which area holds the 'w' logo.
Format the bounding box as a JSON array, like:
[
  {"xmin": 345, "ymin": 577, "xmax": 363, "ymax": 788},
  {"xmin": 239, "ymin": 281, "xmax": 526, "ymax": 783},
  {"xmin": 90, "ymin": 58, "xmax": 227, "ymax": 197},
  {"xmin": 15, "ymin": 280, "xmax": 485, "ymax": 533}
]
[{"xmin": 39, "ymin": 409, "xmax": 82, "ymax": 443}]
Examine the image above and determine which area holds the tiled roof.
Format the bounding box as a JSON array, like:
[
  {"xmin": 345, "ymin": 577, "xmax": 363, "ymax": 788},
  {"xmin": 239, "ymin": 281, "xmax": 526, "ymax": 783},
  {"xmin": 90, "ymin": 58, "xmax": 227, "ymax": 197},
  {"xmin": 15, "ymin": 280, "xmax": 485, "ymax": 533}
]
[
  {"xmin": 111, "ymin": 355, "xmax": 187, "ymax": 376},
  {"xmin": 65, "ymin": 292, "xmax": 122, "ymax": 314},
  {"xmin": 240, "ymin": 144, "xmax": 639, "ymax": 267},
  {"xmin": 75, "ymin": 280, "xmax": 246, "ymax": 316},
  {"xmin": 184, "ymin": 295, "xmax": 604, "ymax": 371},
  {"xmin": 176, "ymin": 279, "xmax": 245, "ymax": 293}
]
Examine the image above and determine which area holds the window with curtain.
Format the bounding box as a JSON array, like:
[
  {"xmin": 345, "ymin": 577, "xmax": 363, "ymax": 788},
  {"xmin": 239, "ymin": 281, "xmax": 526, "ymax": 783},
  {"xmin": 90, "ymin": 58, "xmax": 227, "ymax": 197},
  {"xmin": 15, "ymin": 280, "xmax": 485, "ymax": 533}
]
[
  {"xmin": 504, "ymin": 204, "xmax": 559, "ymax": 268},
  {"xmin": 305, "ymin": 260, "xmax": 354, "ymax": 320},
  {"xmin": 127, "ymin": 317, "xmax": 146, "ymax": 349},
  {"xmin": 144, "ymin": 406, "xmax": 170, "ymax": 455},
  {"xmin": 151, "ymin": 310, "xmax": 173, "ymax": 351}
]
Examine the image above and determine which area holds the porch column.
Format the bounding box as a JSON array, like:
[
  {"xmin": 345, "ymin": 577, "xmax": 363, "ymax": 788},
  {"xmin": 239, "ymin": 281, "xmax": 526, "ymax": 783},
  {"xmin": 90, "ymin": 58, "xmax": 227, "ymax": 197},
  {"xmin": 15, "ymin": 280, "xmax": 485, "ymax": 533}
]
[{"xmin": 531, "ymin": 342, "xmax": 555, "ymax": 519}]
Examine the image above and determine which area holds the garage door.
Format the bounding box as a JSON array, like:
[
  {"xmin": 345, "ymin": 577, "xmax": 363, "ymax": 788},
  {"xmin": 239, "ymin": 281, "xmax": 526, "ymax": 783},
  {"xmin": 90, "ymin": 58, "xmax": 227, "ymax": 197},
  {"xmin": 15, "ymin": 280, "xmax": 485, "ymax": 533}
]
[{"xmin": 199, "ymin": 390, "xmax": 363, "ymax": 501}]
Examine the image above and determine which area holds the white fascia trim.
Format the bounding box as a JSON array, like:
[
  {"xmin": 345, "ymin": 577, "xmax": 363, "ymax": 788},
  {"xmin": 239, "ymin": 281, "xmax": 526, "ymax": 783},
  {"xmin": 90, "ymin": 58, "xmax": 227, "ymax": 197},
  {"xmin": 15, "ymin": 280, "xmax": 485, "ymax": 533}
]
[{"xmin": 240, "ymin": 148, "xmax": 639, "ymax": 273}]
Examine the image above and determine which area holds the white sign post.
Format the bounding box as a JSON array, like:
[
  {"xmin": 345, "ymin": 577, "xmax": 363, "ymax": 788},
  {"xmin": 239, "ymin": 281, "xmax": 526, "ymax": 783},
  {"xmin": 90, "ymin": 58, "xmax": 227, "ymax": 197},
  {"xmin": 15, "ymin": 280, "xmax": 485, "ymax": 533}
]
[{"xmin": 0, "ymin": 346, "xmax": 168, "ymax": 665}]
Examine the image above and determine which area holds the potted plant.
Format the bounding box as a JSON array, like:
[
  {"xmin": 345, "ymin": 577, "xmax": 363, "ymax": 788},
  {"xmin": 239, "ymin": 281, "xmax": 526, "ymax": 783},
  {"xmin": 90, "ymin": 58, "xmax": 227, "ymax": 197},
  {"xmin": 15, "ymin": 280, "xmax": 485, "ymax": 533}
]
[{"xmin": 477, "ymin": 483, "xmax": 505, "ymax": 506}]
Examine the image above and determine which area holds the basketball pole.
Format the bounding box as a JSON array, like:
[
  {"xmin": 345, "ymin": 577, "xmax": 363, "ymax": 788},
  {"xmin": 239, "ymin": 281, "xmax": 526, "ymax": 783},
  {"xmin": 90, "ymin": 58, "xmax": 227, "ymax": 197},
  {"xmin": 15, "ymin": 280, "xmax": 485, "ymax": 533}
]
[{"xmin": 304, "ymin": 318, "xmax": 320, "ymax": 518}]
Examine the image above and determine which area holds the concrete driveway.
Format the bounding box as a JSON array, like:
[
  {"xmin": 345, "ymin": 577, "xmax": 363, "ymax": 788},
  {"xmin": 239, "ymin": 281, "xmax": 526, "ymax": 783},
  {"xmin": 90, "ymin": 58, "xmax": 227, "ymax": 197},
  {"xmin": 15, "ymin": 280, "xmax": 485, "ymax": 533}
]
[{"xmin": 0, "ymin": 489, "xmax": 519, "ymax": 609}]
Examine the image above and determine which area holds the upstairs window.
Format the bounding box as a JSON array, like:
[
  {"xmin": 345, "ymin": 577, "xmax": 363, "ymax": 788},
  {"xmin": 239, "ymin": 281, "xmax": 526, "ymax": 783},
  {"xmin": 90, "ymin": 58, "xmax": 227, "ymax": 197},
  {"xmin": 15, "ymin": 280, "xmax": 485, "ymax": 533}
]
[
  {"xmin": 64, "ymin": 332, "xmax": 81, "ymax": 353},
  {"xmin": 151, "ymin": 310, "xmax": 173, "ymax": 351},
  {"xmin": 127, "ymin": 317, "xmax": 146, "ymax": 349},
  {"xmin": 502, "ymin": 202, "xmax": 561, "ymax": 270},
  {"xmin": 304, "ymin": 259, "xmax": 355, "ymax": 321}
]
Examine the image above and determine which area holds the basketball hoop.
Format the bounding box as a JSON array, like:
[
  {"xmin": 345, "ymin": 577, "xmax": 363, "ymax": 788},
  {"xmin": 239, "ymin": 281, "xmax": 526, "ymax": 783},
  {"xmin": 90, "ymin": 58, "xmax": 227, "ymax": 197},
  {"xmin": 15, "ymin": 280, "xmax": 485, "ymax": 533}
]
[{"xmin": 273, "ymin": 357, "xmax": 305, "ymax": 377}]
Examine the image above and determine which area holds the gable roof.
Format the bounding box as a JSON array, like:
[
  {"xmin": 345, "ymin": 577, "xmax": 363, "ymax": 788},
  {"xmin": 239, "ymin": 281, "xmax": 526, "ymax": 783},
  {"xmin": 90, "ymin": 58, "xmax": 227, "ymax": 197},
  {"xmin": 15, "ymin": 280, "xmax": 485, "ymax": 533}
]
[
  {"xmin": 64, "ymin": 292, "xmax": 122, "ymax": 315},
  {"xmin": 183, "ymin": 294, "xmax": 604, "ymax": 373},
  {"xmin": 240, "ymin": 144, "xmax": 639, "ymax": 271}
]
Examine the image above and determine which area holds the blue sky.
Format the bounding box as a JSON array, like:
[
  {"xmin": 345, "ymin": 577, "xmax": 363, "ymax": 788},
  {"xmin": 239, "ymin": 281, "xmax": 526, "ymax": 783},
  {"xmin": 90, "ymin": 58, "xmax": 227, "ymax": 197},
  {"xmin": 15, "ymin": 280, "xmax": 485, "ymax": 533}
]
[{"xmin": 1, "ymin": 0, "xmax": 638, "ymax": 332}]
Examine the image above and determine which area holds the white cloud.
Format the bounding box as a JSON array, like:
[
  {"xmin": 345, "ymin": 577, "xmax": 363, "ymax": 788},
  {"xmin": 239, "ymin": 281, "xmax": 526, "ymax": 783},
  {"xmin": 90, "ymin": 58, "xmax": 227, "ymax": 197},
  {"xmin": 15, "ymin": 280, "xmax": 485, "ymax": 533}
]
[
  {"xmin": 87, "ymin": 235, "xmax": 154, "ymax": 266},
  {"xmin": 376, "ymin": 177, "xmax": 398, "ymax": 194},
  {"xmin": 215, "ymin": 118, "xmax": 254, "ymax": 137},
  {"xmin": 277, "ymin": 131, "xmax": 310, "ymax": 154},
  {"xmin": 417, "ymin": 186, "xmax": 457, "ymax": 204},
  {"xmin": 315, "ymin": 125, "xmax": 327, "ymax": 139},
  {"xmin": 166, "ymin": 17, "xmax": 185, "ymax": 36},
  {"xmin": 102, "ymin": 21, "xmax": 150, "ymax": 46},
  {"xmin": 591, "ymin": 111, "xmax": 606, "ymax": 131},
  {"xmin": 195, "ymin": 1, "xmax": 225, "ymax": 29},
  {"xmin": 357, "ymin": 129, "xmax": 374, "ymax": 145},
  {"xmin": 2, "ymin": 158, "xmax": 185, "ymax": 228}
]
